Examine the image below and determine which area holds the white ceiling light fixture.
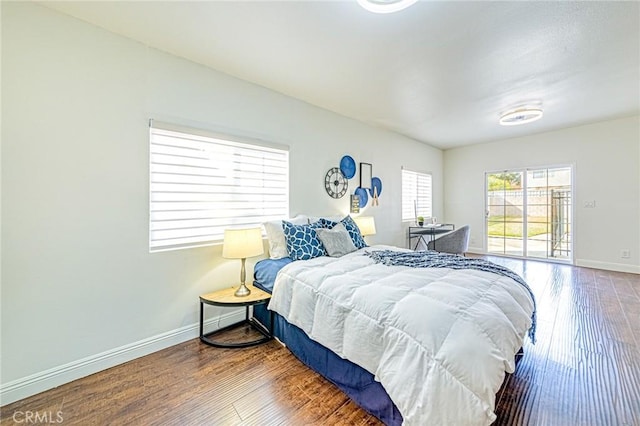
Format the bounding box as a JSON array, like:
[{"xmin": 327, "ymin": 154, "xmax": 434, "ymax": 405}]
[
  {"xmin": 499, "ymin": 107, "xmax": 544, "ymax": 126},
  {"xmin": 356, "ymin": 0, "xmax": 418, "ymax": 14}
]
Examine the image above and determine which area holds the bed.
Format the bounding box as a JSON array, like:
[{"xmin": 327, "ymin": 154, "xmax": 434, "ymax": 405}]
[
  {"xmin": 253, "ymin": 244, "xmax": 536, "ymax": 426},
  {"xmin": 253, "ymin": 253, "xmax": 404, "ymax": 424}
]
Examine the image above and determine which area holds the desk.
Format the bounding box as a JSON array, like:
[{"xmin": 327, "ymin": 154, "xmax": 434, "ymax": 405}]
[{"xmin": 408, "ymin": 224, "xmax": 455, "ymax": 250}]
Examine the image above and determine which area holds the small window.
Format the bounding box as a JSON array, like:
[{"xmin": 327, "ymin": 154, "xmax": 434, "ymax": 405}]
[
  {"xmin": 402, "ymin": 169, "xmax": 432, "ymax": 222},
  {"xmin": 149, "ymin": 123, "xmax": 289, "ymax": 252}
]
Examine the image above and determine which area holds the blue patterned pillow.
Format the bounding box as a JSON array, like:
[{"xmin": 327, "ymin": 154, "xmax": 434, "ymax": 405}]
[
  {"xmin": 283, "ymin": 221, "xmax": 326, "ymax": 260},
  {"xmin": 341, "ymin": 215, "xmax": 368, "ymax": 249},
  {"xmin": 318, "ymin": 218, "xmax": 338, "ymax": 229},
  {"xmin": 318, "ymin": 216, "xmax": 367, "ymax": 249}
]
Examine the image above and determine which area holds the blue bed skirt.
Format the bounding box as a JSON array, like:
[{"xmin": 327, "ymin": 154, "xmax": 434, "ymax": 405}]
[{"xmin": 254, "ymin": 303, "xmax": 402, "ymax": 425}]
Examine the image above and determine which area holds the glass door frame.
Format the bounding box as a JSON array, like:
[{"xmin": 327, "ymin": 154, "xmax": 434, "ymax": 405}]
[{"xmin": 484, "ymin": 164, "xmax": 574, "ymax": 264}]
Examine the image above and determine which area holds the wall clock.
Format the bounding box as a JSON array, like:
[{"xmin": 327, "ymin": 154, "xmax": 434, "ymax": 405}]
[{"xmin": 325, "ymin": 167, "xmax": 348, "ymax": 199}]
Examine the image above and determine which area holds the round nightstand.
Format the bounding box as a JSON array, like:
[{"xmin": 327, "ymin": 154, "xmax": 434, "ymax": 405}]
[{"xmin": 199, "ymin": 285, "xmax": 273, "ymax": 348}]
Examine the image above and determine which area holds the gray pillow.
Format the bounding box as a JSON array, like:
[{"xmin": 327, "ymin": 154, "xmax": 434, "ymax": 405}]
[{"xmin": 315, "ymin": 223, "xmax": 357, "ymax": 257}]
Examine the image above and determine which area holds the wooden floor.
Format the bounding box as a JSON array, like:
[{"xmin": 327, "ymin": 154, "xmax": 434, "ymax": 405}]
[{"xmin": 2, "ymin": 257, "xmax": 639, "ymax": 425}]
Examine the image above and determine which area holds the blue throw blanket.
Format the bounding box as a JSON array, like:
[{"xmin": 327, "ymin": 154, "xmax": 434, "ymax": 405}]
[{"xmin": 365, "ymin": 250, "xmax": 537, "ymax": 343}]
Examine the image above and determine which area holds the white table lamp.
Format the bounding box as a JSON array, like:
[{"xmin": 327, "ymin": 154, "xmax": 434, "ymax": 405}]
[
  {"xmin": 222, "ymin": 227, "xmax": 264, "ymax": 297},
  {"xmin": 354, "ymin": 216, "xmax": 376, "ymax": 237}
]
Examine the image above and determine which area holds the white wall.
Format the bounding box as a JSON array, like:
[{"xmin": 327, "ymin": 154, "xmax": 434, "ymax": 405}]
[
  {"xmin": 444, "ymin": 115, "xmax": 640, "ymax": 274},
  {"xmin": 0, "ymin": 2, "xmax": 442, "ymax": 403}
]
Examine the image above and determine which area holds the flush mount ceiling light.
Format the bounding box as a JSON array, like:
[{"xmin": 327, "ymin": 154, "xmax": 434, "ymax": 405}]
[
  {"xmin": 357, "ymin": 0, "xmax": 418, "ymax": 14},
  {"xmin": 499, "ymin": 107, "xmax": 544, "ymax": 126}
]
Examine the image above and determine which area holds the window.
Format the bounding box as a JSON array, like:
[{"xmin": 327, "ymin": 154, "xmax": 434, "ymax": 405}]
[
  {"xmin": 402, "ymin": 169, "xmax": 432, "ymax": 221},
  {"xmin": 149, "ymin": 123, "xmax": 289, "ymax": 252}
]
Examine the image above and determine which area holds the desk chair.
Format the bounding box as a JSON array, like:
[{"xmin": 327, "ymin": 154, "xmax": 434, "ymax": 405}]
[{"xmin": 427, "ymin": 225, "xmax": 470, "ymax": 255}]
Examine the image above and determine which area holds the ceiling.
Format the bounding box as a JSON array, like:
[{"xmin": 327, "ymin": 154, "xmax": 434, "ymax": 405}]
[{"xmin": 42, "ymin": 1, "xmax": 640, "ymax": 150}]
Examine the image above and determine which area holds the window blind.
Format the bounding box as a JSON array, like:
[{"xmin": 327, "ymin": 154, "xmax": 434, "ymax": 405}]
[
  {"xmin": 401, "ymin": 169, "xmax": 433, "ymax": 221},
  {"xmin": 150, "ymin": 125, "xmax": 289, "ymax": 251}
]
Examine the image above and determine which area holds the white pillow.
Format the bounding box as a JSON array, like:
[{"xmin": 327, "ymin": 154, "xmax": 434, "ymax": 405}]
[{"xmin": 263, "ymin": 215, "xmax": 308, "ymax": 259}]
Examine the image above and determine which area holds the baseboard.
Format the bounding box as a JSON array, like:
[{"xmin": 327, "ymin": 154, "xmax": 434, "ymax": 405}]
[
  {"xmin": 0, "ymin": 309, "xmax": 245, "ymax": 406},
  {"xmin": 575, "ymin": 259, "xmax": 640, "ymax": 274},
  {"xmin": 467, "ymin": 250, "xmax": 639, "ymax": 274},
  {"xmin": 466, "ymin": 246, "xmax": 484, "ymax": 255}
]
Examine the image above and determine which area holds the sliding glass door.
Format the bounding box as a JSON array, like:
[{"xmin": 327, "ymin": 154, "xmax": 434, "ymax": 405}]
[
  {"xmin": 487, "ymin": 171, "xmax": 525, "ymax": 256},
  {"xmin": 486, "ymin": 166, "xmax": 572, "ymax": 262}
]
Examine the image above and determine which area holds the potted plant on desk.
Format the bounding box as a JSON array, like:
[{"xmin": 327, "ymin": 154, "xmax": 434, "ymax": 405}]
[{"xmin": 417, "ymin": 216, "xmax": 424, "ymax": 226}]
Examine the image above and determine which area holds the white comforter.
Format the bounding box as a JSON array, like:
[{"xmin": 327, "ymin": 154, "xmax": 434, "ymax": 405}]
[{"xmin": 268, "ymin": 245, "xmax": 534, "ymax": 425}]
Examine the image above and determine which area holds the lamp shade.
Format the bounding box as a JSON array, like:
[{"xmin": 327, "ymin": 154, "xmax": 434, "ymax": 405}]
[
  {"xmin": 222, "ymin": 227, "xmax": 264, "ymax": 259},
  {"xmin": 354, "ymin": 216, "xmax": 376, "ymax": 237}
]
